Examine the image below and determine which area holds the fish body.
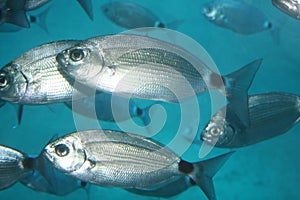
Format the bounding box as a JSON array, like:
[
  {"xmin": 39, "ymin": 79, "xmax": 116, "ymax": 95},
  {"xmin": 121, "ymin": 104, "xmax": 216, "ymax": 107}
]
[
  {"xmin": 0, "ymin": 0, "xmax": 30, "ymax": 28},
  {"xmin": 0, "ymin": 40, "xmax": 81, "ymax": 104},
  {"xmin": 101, "ymin": 1, "xmax": 165, "ymax": 29},
  {"xmin": 201, "ymin": 92, "xmax": 300, "ymax": 148},
  {"xmin": 65, "ymin": 92, "xmax": 151, "ymax": 124},
  {"xmin": 272, "ymin": 0, "xmax": 300, "ymax": 19},
  {"xmin": 202, "ymin": 0, "xmax": 272, "ymax": 34},
  {"xmin": 126, "ymin": 175, "xmax": 195, "ymax": 198},
  {"xmin": 56, "ymin": 33, "xmax": 262, "ymax": 126},
  {"xmin": 43, "ymin": 129, "xmax": 233, "ymax": 200}
]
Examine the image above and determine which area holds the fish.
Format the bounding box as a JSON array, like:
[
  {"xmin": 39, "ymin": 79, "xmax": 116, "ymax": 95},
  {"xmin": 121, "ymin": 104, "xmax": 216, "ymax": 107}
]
[
  {"xmin": 0, "ymin": 0, "xmax": 30, "ymax": 28},
  {"xmin": 125, "ymin": 175, "xmax": 195, "ymax": 198},
  {"xmin": 56, "ymin": 33, "xmax": 262, "ymax": 126},
  {"xmin": 201, "ymin": 0, "xmax": 272, "ymax": 35},
  {"xmin": 24, "ymin": 0, "xmax": 93, "ymax": 20},
  {"xmin": 0, "ymin": 40, "xmax": 82, "ymax": 105},
  {"xmin": 43, "ymin": 129, "xmax": 234, "ymax": 200},
  {"xmin": 101, "ymin": 1, "xmax": 168, "ymax": 29},
  {"xmin": 272, "ymin": 0, "xmax": 300, "ymax": 19},
  {"xmin": 201, "ymin": 92, "xmax": 300, "ymax": 148},
  {"xmin": 0, "ymin": 144, "xmax": 30, "ymax": 190},
  {"xmin": 64, "ymin": 92, "xmax": 151, "ymax": 125}
]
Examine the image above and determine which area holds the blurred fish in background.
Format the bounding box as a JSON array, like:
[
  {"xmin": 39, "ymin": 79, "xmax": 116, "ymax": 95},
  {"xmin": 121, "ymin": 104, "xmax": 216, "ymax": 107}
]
[
  {"xmin": 201, "ymin": 0, "xmax": 274, "ymax": 35},
  {"xmin": 201, "ymin": 92, "xmax": 300, "ymax": 148},
  {"xmin": 24, "ymin": 0, "xmax": 94, "ymax": 20},
  {"xmin": 101, "ymin": 1, "xmax": 182, "ymax": 29},
  {"xmin": 0, "ymin": 0, "xmax": 30, "ymax": 28},
  {"xmin": 272, "ymin": 0, "xmax": 300, "ymax": 19},
  {"xmin": 65, "ymin": 92, "xmax": 152, "ymax": 126}
]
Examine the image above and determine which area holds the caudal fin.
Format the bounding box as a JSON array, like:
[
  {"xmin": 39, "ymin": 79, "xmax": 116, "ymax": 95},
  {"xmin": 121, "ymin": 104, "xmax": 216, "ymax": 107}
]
[
  {"xmin": 77, "ymin": 0, "xmax": 94, "ymax": 20},
  {"xmin": 189, "ymin": 152, "xmax": 234, "ymax": 200},
  {"xmin": 223, "ymin": 59, "xmax": 262, "ymax": 127},
  {"xmin": 29, "ymin": 7, "xmax": 51, "ymax": 33},
  {"xmin": 0, "ymin": 145, "xmax": 30, "ymax": 190}
]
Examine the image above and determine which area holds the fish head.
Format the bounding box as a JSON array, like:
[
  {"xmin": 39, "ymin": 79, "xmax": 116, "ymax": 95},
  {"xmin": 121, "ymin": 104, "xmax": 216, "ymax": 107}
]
[
  {"xmin": 0, "ymin": 63, "xmax": 27, "ymax": 103},
  {"xmin": 200, "ymin": 115, "xmax": 236, "ymax": 147},
  {"xmin": 43, "ymin": 135, "xmax": 86, "ymax": 173},
  {"xmin": 56, "ymin": 42, "xmax": 104, "ymax": 84}
]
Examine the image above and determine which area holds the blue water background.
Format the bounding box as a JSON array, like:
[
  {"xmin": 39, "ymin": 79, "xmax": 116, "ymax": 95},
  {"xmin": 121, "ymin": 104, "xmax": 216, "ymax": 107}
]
[{"xmin": 0, "ymin": 0, "xmax": 299, "ymax": 199}]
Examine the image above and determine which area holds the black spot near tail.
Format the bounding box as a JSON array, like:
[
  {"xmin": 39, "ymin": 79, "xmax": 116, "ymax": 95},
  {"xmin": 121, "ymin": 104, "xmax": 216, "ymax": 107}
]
[
  {"xmin": 178, "ymin": 160, "xmax": 194, "ymax": 174},
  {"xmin": 22, "ymin": 157, "xmax": 35, "ymax": 169}
]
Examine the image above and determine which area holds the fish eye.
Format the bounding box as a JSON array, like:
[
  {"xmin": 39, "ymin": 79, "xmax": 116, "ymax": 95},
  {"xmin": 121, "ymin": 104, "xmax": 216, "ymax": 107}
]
[
  {"xmin": 210, "ymin": 126, "xmax": 222, "ymax": 137},
  {"xmin": 55, "ymin": 144, "xmax": 70, "ymax": 157},
  {"xmin": 70, "ymin": 49, "xmax": 85, "ymax": 62},
  {"xmin": 0, "ymin": 73, "xmax": 9, "ymax": 89}
]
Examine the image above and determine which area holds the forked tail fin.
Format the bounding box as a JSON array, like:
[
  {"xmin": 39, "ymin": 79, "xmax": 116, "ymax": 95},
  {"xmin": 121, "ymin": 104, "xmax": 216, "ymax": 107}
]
[
  {"xmin": 223, "ymin": 59, "xmax": 262, "ymax": 127},
  {"xmin": 187, "ymin": 152, "xmax": 234, "ymax": 200}
]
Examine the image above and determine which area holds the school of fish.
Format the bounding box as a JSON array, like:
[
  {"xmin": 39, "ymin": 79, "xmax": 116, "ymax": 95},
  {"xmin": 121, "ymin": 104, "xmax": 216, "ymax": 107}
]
[{"xmin": 0, "ymin": 1, "xmax": 299, "ymax": 200}]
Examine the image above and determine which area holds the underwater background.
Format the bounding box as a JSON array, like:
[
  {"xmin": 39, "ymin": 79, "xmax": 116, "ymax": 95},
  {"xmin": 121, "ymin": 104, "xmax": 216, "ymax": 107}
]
[{"xmin": 0, "ymin": 0, "xmax": 299, "ymax": 199}]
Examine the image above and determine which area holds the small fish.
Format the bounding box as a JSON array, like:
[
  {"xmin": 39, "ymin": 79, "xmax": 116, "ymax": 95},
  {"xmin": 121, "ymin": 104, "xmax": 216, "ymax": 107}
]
[
  {"xmin": 272, "ymin": 0, "xmax": 300, "ymax": 19},
  {"xmin": 65, "ymin": 92, "xmax": 151, "ymax": 125},
  {"xmin": 0, "ymin": 144, "xmax": 86, "ymax": 195},
  {"xmin": 101, "ymin": 1, "xmax": 168, "ymax": 29},
  {"xmin": 0, "ymin": 0, "xmax": 30, "ymax": 28},
  {"xmin": 202, "ymin": 0, "xmax": 272, "ymax": 34},
  {"xmin": 201, "ymin": 92, "xmax": 300, "ymax": 148},
  {"xmin": 125, "ymin": 176, "xmax": 195, "ymax": 198},
  {"xmin": 24, "ymin": 0, "xmax": 93, "ymax": 20},
  {"xmin": 43, "ymin": 129, "xmax": 234, "ymax": 200},
  {"xmin": 56, "ymin": 33, "xmax": 262, "ymax": 126}
]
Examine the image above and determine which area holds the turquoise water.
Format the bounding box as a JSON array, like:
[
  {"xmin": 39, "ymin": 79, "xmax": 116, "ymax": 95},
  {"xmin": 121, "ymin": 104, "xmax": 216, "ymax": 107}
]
[{"xmin": 0, "ymin": 0, "xmax": 299, "ymax": 199}]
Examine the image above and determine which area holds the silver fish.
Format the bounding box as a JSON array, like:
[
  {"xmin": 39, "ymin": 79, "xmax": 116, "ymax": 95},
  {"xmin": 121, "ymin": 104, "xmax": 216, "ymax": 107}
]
[
  {"xmin": 56, "ymin": 33, "xmax": 262, "ymax": 126},
  {"xmin": 24, "ymin": 0, "xmax": 93, "ymax": 20},
  {"xmin": 101, "ymin": 1, "xmax": 166, "ymax": 29},
  {"xmin": 64, "ymin": 92, "xmax": 151, "ymax": 124},
  {"xmin": 0, "ymin": 0, "xmax": 30, "ymax": 28},
  {"xmin": 125, "ymin": 175, "xmax": 195, "ymax": 198},
  {"xmin": 43, "ymin": 129, "xmax": 233, "ymax": 200},
  {"xmin": 202, "ymin": 0, "xmax": 272, "ymax": 34},
  {"xmin": 0, "ymin": 40, "xmax": 81, "ymax": 105},
  {"xmin": 272, "ymin": 0, "xmax": 300, "ymax": 19},
  {"xmin": 0, "ymin": 144, "xmax": 30, "ymax": 190},
  {"xmin": 201, "ymin": 92, "xmax": 300, "ymax": 148}
]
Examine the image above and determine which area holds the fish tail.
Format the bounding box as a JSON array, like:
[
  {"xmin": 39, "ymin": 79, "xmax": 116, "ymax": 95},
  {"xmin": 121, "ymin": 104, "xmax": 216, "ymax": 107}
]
[
  {"xmin": 223, "ymin": 59, "xmax": 262, "ymax": 127},
  {"xmin": 5, "ymin": 10, "xmax": 30, "ymax": 28},
  {"xmin": 77, "ymin": 0, "xmax": 94, "ymax": 20},
  {"xmin": 0, "ymin": 145, "xmax": 32, "ymax": 190},
  {"xmin": 269, "ymin": 17, "xmax": 288, "ymax": 45},
  {"xmin": 31, "ymin": 6, "xmax": 51, "ymax": 33},
  {"xmin": 185, "ymin": 152, "xmax": 234, "ymax": 200}
]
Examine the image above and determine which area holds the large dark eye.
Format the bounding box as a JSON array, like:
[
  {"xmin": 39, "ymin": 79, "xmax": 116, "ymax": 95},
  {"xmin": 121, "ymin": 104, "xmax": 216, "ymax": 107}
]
[
  {"xmin": 0, "ymin": 73, "xmax": 9, "ymax": 89},
  {"xmin": 210, "ymin": 126, "xmax": 221, "ymax": 137},
  {"xmin": 55, "ymin": 144, "xmax": 70, "ymax": 157},
  {"xmin": 70, "ymin": 49, "xmax": 85, "ymax": 62}
]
